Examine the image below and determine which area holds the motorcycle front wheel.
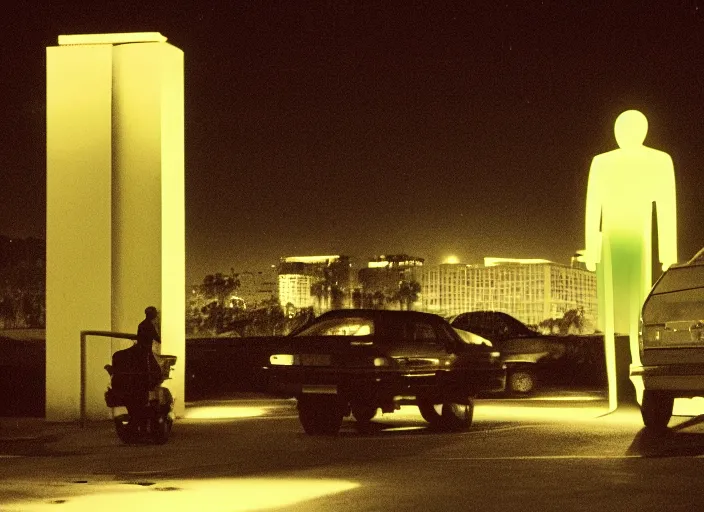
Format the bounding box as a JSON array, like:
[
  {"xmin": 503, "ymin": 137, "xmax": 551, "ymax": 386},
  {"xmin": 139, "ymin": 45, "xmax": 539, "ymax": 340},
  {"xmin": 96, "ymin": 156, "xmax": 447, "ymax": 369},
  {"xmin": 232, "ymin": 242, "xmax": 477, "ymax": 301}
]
[{"xmin": 150, "ymin": 415, "xmax": 173, "ymax": 444}]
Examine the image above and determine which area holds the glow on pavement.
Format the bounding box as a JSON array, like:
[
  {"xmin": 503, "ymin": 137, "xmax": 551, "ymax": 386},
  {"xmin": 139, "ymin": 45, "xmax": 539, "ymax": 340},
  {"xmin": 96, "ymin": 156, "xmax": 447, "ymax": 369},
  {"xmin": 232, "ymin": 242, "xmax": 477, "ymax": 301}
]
[
  {"xmin": 183, "ymin": 405, "xmax": 269, "ymax": 419},
  {"xmin": 2, "ymin": 478, "xmax": 360, "ymax": 511}
]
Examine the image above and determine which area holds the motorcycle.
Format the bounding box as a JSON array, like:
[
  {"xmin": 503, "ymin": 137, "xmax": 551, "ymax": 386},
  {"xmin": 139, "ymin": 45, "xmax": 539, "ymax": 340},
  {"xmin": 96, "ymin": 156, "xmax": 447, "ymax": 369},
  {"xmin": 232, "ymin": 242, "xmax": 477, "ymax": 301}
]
[{"xmin": 104, "ymin": 346, "xmax": 177, "ymax": 444}]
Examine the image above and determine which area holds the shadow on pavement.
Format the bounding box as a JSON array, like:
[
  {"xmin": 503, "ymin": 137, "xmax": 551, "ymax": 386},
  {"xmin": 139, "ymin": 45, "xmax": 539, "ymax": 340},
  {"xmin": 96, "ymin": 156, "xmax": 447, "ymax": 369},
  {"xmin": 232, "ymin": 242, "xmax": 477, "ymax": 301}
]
[{"xmin": 626, "ymin": 415, "xmax": 704, "ymax": 457}]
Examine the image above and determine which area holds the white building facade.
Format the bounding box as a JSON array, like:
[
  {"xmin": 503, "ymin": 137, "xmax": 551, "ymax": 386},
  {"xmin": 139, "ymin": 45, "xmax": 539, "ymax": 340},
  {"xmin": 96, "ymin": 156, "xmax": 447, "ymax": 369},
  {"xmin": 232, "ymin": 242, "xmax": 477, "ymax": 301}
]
[
  {"xmin": 421, "ymin": 258, "xmax": 597, "ymax": 327},
  {"xmin": 278, "ymin": 274, "xmax": 314, "ymax": 311}
]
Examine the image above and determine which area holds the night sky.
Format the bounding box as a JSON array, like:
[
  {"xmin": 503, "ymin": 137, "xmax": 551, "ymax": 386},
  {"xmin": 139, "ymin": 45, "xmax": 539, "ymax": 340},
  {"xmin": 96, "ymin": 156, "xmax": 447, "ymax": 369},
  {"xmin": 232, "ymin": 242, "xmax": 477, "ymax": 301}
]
[{"xmin": 1, "ymin": 2, "xmax": 702, "ymax": 284}]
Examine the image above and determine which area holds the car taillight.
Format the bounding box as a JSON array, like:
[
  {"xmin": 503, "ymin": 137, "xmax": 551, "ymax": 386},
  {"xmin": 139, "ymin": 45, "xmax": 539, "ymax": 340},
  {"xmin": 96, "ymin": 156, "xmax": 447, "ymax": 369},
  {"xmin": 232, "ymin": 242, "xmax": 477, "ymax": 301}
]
[{"xmin": 639, "ymin": 322, "xmax": 662, "ymax": 351}]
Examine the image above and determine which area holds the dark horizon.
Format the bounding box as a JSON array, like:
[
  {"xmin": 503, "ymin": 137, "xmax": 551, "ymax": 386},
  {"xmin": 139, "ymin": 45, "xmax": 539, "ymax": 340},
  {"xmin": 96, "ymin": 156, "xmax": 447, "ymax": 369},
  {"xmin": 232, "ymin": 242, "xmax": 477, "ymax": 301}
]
[{"xmin": 1, "ymin": 3, "xmax": 702, "ymax": 284}]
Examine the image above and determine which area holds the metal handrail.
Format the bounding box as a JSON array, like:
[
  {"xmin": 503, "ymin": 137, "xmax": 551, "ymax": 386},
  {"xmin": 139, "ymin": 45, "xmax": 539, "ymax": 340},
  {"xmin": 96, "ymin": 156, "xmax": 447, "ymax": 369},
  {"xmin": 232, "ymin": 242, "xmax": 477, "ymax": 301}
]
[{"xmin": 80, "ymin": 330, "xmax": 137, "ymax": 426}]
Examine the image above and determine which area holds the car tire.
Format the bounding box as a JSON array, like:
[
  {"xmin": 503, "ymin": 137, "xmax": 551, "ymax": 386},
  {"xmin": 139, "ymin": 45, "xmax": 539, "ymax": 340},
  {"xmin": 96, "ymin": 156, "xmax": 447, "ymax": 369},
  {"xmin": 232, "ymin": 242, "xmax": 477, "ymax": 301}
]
[
  {"xmin": 352, "ymin": 404, "xmax": 377, "ymax": 424},
  {"xmin": 507, "ymin": 367, "xmax": 538, "ymax": 395},
  {"xmin": 297, "ymin": 395, "xmax": 344, "ymax": 435},
  {"xmin": 641, "ymin": 390, "xmax": 674, "ymax": 432},
  {"xmin": 417, "ymin": 399, "xmax": 443, "ymax": 427},
  {"xmin": 441, "ymin": 401, "xmax": 474, "ymax": 431}
]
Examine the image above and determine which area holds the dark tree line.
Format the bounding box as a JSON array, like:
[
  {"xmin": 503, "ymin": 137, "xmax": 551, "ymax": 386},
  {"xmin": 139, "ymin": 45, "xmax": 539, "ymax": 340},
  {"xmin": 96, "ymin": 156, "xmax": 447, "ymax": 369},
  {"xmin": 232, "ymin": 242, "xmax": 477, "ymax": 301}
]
[
  {"xmin": 352, "ymin": 280, "xmax": 421, "ymax": 310},
  {"xmin": 0, "ymin": 236, "xmax": 45, "ymax": 329},
  {"xmin": 534, "ymin": 308, "xmax": 591, "ymax": 335},
  {"xmin": 186, "ymin": 271, "xmax": 303, "ymax": 337}
]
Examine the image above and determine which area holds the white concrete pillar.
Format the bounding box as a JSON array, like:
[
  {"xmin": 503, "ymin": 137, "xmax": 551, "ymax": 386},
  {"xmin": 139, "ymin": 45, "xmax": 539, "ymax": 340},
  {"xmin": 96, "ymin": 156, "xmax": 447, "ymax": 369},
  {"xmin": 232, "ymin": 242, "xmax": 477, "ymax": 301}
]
[{"xmin": 46, "ymin": 33, "xmax": 185, "ymax": 421}]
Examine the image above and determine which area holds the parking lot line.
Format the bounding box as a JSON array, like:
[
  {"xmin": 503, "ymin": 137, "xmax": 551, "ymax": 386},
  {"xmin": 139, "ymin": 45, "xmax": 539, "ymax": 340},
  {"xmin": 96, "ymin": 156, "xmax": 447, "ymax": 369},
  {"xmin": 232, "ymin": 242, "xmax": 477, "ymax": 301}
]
[{"xmin": 433, "ymin": 454, "xmax": 643, "ymax": 460}]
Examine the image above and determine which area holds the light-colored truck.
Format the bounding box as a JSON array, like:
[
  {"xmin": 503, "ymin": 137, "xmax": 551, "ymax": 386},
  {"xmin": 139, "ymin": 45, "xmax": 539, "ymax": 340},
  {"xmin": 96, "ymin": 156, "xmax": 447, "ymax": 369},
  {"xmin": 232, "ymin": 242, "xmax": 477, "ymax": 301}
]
[{"xmin": 633, "ymin": 248, "xmax": 704, "ymax": 431}]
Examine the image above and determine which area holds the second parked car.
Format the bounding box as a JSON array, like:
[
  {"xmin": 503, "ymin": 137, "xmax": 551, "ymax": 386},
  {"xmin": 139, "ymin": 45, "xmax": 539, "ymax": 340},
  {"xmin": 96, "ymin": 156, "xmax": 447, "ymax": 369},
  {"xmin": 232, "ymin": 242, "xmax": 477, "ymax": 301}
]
[{"xmin": 449, "ymin": 310, "xmax": 604, "ymax": 395}]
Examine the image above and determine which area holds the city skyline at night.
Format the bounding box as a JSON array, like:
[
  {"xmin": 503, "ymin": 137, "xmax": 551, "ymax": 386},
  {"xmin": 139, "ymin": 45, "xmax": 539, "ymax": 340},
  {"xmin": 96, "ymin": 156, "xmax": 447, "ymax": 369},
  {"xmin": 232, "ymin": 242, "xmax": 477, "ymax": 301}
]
[{"xmin": 1, "ymin": 3, "xmax": 702, "ymax": 285}]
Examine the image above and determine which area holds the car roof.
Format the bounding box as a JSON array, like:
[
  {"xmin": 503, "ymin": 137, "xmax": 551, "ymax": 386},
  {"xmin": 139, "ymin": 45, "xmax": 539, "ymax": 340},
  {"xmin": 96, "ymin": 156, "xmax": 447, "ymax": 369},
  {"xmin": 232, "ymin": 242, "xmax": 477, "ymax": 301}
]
[
  {"xmin": 449, "ymin": 310, "xmax": 522, "ymax": 322},
  {"xmin": 316, "ymin": 309, "xmax": 445, "ymax": 323}
]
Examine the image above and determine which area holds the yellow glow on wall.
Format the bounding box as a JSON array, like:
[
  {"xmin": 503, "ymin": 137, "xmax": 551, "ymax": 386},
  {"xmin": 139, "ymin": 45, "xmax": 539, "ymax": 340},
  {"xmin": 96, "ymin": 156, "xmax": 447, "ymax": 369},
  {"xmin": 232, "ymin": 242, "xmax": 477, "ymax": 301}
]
[
  {"xmin": 46, "ymin": 43, "xmax": 114, "ymax": 421},
  {"xmin": 585, "ymin": 109, "xmax": 678, "ymax": 411}
]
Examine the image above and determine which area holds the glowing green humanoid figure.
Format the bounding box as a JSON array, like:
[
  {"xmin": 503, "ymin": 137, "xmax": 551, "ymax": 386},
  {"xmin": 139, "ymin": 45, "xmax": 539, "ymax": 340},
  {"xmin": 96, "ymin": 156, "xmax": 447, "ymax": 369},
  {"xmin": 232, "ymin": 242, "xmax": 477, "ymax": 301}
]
[{"xmin": 585, "ymin": 110, "xmax": 677, "ymax": 411}]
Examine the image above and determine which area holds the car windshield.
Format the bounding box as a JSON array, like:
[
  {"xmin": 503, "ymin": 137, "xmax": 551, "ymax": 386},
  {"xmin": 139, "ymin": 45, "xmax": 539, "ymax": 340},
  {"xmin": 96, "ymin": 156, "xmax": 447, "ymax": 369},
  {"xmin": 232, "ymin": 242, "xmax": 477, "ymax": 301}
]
[
  {"xmin": 453, "ymin": 327, "xmax": 492, "ymax": 347},
  {"xmin": 294, "ymin": 317, "xmax": 374, "ymax": 337},
  {"xmin": 650, "ymin": 265, "xmax": 704, "ymax": 296}
]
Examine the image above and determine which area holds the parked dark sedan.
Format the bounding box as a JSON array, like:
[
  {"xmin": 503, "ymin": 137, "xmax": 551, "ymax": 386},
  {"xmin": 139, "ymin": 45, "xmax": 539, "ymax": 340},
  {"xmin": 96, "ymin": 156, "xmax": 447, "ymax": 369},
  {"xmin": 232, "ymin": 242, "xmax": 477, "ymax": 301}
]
[
  {"xmin": 264, "ymin": 309, "xmax": 506, "ymax": 435},
  {"xmin": 449, "ymin": 310, "xmax": 604, "ymax": 395}
]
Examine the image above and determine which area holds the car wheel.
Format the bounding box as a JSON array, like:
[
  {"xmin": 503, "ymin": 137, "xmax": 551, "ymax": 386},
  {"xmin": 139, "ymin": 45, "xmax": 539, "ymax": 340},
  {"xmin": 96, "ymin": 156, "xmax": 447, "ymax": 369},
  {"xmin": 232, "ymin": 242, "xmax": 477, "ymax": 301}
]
[
  {"xmin": 507, "ymin": 367, "xmax": 538, "ymax": 395},
  {"xmin": 641, "ymin": 390, "xmax": 674, "ymax": 432},
  {"xmin": 417, "ymin": 399, "xmax": 443, "ymax": 426},
  {"xmin": 441, "ymin": 401, "xmax": 474, "ymax": 431},
  {"xmin": 352, "ymin": 404, "xmax": 377, "ymax": 424},
  {"xmin": 297, "ymin": 395, "xmax": 344, "ymax": 435}
]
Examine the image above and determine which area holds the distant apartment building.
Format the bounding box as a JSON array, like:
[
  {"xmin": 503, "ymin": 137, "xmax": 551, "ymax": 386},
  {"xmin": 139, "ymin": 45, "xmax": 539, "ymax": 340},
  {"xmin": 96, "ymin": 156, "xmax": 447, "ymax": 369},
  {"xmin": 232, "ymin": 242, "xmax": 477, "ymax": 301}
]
[
  {"xmin": 235, "ymin": 268, "xmax": 278, "ymax": 308},
  {"xmin": 278, "ymin": 273, "xmax": 314, "ymax": 312},
  {"xmin": 277, "ymin": 255, "xmax": 353, "ymax": 313},
  {"xmin": 421, "ymin": 257, "xmax": 598, "ymax": 327},
  {"xmin": 421, "ymin": 262, "xmax": 474, "ymax": 316}
]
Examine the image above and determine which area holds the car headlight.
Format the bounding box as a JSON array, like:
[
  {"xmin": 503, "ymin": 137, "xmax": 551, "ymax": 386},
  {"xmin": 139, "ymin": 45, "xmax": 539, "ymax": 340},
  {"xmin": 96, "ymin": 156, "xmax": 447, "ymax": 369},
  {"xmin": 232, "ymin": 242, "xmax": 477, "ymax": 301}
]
[
  {"xmin": 270, "ymin": 354, "xmax": 296, "ymax": 365},
  {"xmin": 373, "ymin": 357, "xmax": 390, "ymax": 367}
]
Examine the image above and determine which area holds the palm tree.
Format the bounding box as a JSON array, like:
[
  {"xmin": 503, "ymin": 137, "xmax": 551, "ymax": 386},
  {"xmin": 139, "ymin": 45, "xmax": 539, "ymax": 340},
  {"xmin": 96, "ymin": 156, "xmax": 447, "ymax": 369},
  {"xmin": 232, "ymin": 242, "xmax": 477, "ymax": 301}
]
[
  {"xmin": 559, "ymin": 308, "xmax": 586, "ymax": 334},
  {"xmin": 372, "ymin": 291, "xmax": 386, "ymax": 310},
  {"xmin": 396, "ymin": 280, "xmax": 421, "ymax": 310},
  {"xmin": 310, "ymin": 281, "xmax": 329, "ymax": 314},
  {"xmin": 352, "ymin": 289, "xmax": 363, "ymax": 309},
  {"xmin": 330, "ymin": 285, "xmax": 345, "ymax": 310},
  {"xmin": 202, "ymin": 271, "xmax": 241, "ymax": 308}
]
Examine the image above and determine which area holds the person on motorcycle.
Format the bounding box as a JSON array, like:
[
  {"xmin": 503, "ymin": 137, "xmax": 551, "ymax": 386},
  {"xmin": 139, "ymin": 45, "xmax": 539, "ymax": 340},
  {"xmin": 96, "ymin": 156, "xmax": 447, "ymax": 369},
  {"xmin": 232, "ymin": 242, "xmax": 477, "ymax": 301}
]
[
  {"xmin": 138, "ymin": 306, "xmax": 161, "ymax": 350},
  {"xmin": 111, "ymin": 306, "xmax": 164, "ymax": 432}
]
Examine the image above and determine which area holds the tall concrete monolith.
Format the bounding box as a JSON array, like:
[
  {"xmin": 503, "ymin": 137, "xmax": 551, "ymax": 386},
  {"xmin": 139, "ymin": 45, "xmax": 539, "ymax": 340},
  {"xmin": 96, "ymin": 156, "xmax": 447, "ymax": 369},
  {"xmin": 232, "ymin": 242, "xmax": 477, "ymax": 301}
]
[{"xmin": 46, "ymin": 33, "xmax": 185, "ymax": 421}]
